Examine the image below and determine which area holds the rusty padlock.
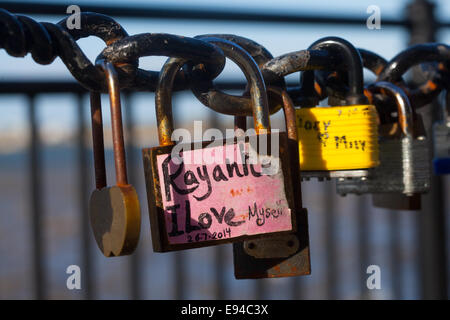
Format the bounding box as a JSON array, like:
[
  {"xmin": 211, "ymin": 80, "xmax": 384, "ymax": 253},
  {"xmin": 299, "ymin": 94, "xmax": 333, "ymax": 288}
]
[
  {"xmin": 142, "ymin": 38, "xmax": 296, "ymax": 253},
  {"xmin": 233, "ymin": 86, "xmax": 311, "ymax": 279},
  {"xmin": 89, "ymin": 60, "xmax": 141, "ymax": 257}
]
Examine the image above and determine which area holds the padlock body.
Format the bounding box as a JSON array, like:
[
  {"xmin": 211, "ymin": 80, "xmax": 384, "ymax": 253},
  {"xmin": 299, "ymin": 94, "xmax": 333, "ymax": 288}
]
[
  {"xmin": 296, "ymin": 105, "xmax": 379, "ymax": 171},
  {"xmin": 142, "ymin": 132, "xmax": 297, "ymax": 252},
  {"xmin": 233, "ymin": 207, "xmax": 311, "ymax": 278},
  {"xmin": 336, "ymin": 136, "xmax": 430, "ymax": 195},
  {"xmin": 89, "ymin": 184, "xmax": 141, "ymax": 257},
  {"xmin": 432, "ymin": 122, "xmax": 450, "ymax": 175},
  {"xmin": 233, "ymin": 131, "xmax": 311, "ymax": 279}
]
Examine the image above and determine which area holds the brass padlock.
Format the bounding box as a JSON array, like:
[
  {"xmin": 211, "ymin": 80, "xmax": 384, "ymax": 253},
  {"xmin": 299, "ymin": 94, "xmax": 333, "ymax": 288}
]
[
  {"xmin": 89, "ymin": 60, "xmax": 141, "ymax": 257},
  {"xmin": 233, "ymin": 87, "xmax": 311, "ymax": 279},
  {"xmin": 142, "ymin": 38, "xmax": 296, "ymax": 253}
]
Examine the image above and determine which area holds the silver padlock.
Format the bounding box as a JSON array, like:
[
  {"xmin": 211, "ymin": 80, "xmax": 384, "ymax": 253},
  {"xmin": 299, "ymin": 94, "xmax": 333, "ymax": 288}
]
[
  {"xmin": 336, "ymin": 82, "xmax": 431, "ymax": 210},
  {"xmin": 432, "ymin": 90, "xmax": 450, "ymax": 175}
]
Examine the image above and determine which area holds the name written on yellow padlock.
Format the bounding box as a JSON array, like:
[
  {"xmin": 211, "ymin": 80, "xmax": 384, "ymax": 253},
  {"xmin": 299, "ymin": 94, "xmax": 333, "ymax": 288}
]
[{"xmin": 295, "ymin": 105, "xmax": 380, "ymax": 171}]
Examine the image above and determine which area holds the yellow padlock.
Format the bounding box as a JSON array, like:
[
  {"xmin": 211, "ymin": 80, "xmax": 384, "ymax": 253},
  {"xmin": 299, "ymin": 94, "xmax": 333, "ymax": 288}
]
[
  {"xmin": 296, "ymin": 104, "xmax": 379, "ymax": 171},
  {"xmin": 295, "ymin": 37, "xmax": 380, "ymax": 174}
]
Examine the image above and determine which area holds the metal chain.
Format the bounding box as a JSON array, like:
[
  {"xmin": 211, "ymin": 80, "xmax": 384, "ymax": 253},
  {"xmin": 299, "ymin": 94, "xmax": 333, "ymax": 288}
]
[
  {"xmin": 1, "ymin": 8, "xmax": 450, "ymax": 118},
  {"xmin": 0, "ymin": 9, "xmax": 225, "ymax": 92}
]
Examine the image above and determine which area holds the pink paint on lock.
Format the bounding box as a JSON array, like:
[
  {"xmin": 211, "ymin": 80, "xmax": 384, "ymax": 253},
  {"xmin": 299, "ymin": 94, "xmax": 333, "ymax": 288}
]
[{"xmin": 156, "ymin": 141, "xmax": 293, "ymax": 245}]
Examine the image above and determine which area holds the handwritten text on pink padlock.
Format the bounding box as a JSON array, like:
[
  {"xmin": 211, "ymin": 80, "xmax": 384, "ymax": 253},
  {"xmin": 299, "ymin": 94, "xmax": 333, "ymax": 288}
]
[{"xmin": 156, "ymin": 142, "xmax": 292, "ymax": 244}]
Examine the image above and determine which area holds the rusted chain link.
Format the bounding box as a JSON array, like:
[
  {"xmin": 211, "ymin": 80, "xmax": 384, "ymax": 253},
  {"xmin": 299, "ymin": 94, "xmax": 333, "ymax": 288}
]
[
  {"xmin": 0, "ymin": 8, "xmax": 449, "ymax": 116},
  {"xmin": 0, "ymin": 9, "xmax": 225, "ymax": 92},
  {"xmin": 185, "ymin": 34, "xmax": 285, "ymax": 116}
]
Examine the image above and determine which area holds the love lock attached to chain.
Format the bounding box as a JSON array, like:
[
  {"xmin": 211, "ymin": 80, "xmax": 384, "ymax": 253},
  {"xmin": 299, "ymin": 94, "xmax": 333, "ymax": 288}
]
[
  {"xmin": 297, "ymin": 37, "xmax": 380, "ymax": 181},
  {"xmin": 142, "ymin": 38, "xmax": 296, "ymax": 254},
  {"xmin": 336, "ymin": 82, "xmax": 431, "ymax": 210},
  {"xmin": 88, "ymin": 60, "xmax": 141, "ymax": 257}
]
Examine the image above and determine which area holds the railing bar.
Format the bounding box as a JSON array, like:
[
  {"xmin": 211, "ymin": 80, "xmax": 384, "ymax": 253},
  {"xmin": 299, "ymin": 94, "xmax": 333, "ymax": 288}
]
[
  {"xmin": 324, "ymin": 182, "xmax": 338, "ymax": 299},
  {"xmin": 76, "ymin": 93, "xmax": 93, "ymax": 299},
  {"xmin": 255, "ymin": 280, "xmax": 266, "ymax": 300},
  {"xmin": 357, "ymin": 196, "xmax": 369, "ymax": 299},
  {"xmin": 389, "ymin": 210, "xmax": 402, "ymax": 299},
  {"xmin": 407, "ymin": 0, "xmax": 448, "ymax": 299},
  {"xmin": 417, "ymin": 98, "xmax": 449, "ymax": 299},
  {"xmin": 0, "ymin": 1, "xmax": 421, "ymax": 27},
  {"xmin": 213, "ymin": 246, "xmax": 226, "ymax": 299},
  {"xmin": 0, "ymin": 80, "xmax": 299, "ymax": 94},
  {"xmin": 28, "ymin": 94, "xmax": 44, "ymax": 299},
  {"xmin": 291, "ymin": 274, "xmax": 302, "ymax": 299},
  {"xmin": 417, "ymin": 175, "xmax": 449, "ymax": 299},
  {"xmin": 174, "ymin": 252, "xmax": 186, "ymax": 300},
  {"xmin": 123, "ymin": 93, "xmax": 141, "ymax": 300}
]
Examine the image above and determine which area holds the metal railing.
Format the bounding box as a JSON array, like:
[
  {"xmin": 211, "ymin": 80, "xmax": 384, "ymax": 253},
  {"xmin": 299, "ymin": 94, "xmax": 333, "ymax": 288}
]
[{"xmin": 0, "ymin": 0, "xmax": 448, "ymax": 300}]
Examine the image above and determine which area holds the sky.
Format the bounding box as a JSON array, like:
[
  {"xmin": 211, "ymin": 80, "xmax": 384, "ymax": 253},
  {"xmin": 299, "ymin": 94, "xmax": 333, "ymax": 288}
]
[{"xmin": 1, "ymin": 0, "xmax": 450, "ymax": 142}]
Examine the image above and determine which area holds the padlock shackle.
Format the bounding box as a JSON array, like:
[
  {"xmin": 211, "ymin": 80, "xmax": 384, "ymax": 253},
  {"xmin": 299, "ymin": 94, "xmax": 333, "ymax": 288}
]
[
  {"xmin": 266, "ymin": 86, "xmax": 303, "ymax": 209},
  {"xmin": 155, "ymin": 57, "xmax": 179, "ymax": 146},
  {"xmin": 90, "ymin": 92, "xmax": 107, "ymax": 190},
  {"xmin": 198, "ymin": 37, "xmax": 271, "ymax": 133},
  {"xmin": 267, "ymin": 86, "xmax": 297, "ymax": 141},
  {"xmin": 155, "ymin": 37, "xmax": 270, "ymax": 146},
  {"xmin": 306, "ymin": 37, "xmax": 368, "ymax": 105},
  {"xmin": 294, "ymin": 48, "xmax": 386, "ymax": 107},
  {"xmin": 92, "ymin": 59, "xmax": 129, "ymax": 186},
  {"xmin": 369, "ymin": 81, "xmax": 414, "ymax": 138},
  {"xmin": 298, "ymin": 69, "xmax": 319, "ymax": 107}
]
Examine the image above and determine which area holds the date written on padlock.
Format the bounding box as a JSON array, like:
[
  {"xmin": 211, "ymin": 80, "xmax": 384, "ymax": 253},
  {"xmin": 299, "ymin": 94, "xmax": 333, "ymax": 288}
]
[{"xmin": 143, "ymin": 133, "xmax": 296, "ymax": 252}]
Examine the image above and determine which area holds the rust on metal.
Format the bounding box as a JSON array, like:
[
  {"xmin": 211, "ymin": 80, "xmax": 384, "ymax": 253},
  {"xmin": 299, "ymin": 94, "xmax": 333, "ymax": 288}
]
[
  {"xmin": 99, "ymin": 59, "xmax": 129, "ymax": 185},
  {"xmin": 90, "ymin": 91, "xmax": 107, "ymax": 190},
  {"xmin": 143, "ymin": 133, "xmax": 296, "ymax": 252},
  {"xmin": 369, "ymin": 82, "xmax": 414, "ymax": 138},
  {"xmin": 145, "ymin": 39, "xmax": 298, "ymax": 253},
  {"xmin": 244, "ymin": 234, "xmax": 299, "ymax": 258},
  {"xmin": 88, "ymin": 59, "xmax": 141, "ymax": 258}
]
